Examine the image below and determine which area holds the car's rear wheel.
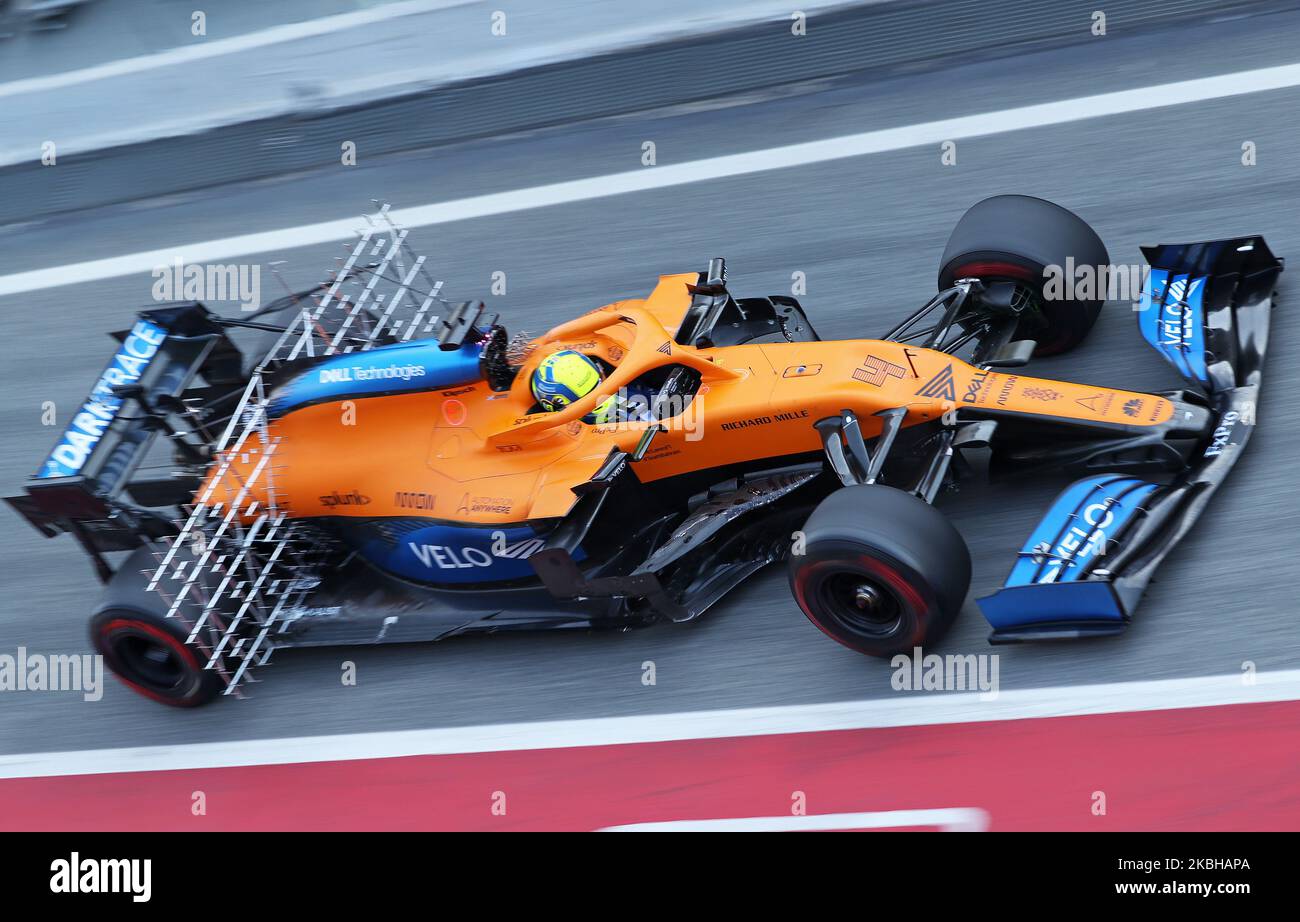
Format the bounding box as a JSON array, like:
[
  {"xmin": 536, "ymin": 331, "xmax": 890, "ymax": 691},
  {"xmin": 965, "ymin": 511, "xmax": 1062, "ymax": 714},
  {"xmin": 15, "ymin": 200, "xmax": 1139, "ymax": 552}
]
[
  {"xmin": 789, "ymin": 485, "xmax": 970, "ymax": 657},
  {"xmin": 90, "ymin": 547, "xmax": 224, "ymax": 707},
  {"xmin": 91, "ymin": 609, "xmax": 223, "ymax": 707},
  {"xmin": 938, "ymin": 194, "xmax": 1110, "ymax": 356}
]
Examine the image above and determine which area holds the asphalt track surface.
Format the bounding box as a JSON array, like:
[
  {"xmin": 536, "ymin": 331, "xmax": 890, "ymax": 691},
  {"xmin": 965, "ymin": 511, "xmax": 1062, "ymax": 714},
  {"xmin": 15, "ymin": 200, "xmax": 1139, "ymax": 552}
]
[{"xmin": 2, "ymin": 6, "xmax": 1300, "ymax": 754}]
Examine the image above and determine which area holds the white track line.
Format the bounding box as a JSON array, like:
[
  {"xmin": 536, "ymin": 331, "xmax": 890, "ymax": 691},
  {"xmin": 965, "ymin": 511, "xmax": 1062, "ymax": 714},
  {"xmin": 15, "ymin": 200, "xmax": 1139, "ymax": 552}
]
[
  {"xmin": 2, "ymin": 669, "xmax": 1297, "ymax": 779},
  {"xmin": 600, "ymin": 808, "xmax": 991, "ymax": 832},
  {"xmin": 0, "ymin": 0, "xmax": 848, "ymax": 101},
  {"xmin": 3, "ymin": 60, "xmax": 1299, "ymax": 298}
]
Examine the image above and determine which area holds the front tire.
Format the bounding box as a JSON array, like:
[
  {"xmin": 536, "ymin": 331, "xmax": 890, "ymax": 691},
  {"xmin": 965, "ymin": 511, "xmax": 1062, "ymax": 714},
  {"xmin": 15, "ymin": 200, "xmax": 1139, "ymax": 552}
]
[
  {"xmin": 938, "ymin": 194, "xmax": 1110, "ymax": 356},
  {"xmin": 789, "ymin": 485, "xmax": 970, "ymax": 657}
]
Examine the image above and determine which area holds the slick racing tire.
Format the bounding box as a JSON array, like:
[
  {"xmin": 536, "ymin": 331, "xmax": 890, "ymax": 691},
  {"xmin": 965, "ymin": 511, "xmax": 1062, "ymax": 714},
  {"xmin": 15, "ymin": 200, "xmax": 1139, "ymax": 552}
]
[
  {"xmin": 938, "ymin": 194, "xmax": 1110, "ymax": 356},
  {"xmin": 789, "ymin": 485, "xmax": 971, "ymax": 657},
  {"xmin": 90, "ymin": 548, "xmax": 224, "ymax": 708}
]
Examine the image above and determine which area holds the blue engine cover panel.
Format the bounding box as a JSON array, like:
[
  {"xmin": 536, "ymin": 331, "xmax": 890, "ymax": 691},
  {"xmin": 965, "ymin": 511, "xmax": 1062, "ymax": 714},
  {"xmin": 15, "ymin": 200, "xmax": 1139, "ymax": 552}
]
[
  {"xmin": 268, "ymin": 339, "xmax": 483, "ymax": 416},
  {"xmin": 349, "ymin": 519, "xmax": 585, "ymax": 585}
]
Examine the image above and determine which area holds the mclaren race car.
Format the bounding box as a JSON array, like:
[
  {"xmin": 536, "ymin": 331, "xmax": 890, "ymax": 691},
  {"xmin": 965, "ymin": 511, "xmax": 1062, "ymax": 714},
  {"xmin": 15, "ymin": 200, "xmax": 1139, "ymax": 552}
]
[{"xmin": 6, "ymin": 196, "xmax": 1282, "ymax": 706}]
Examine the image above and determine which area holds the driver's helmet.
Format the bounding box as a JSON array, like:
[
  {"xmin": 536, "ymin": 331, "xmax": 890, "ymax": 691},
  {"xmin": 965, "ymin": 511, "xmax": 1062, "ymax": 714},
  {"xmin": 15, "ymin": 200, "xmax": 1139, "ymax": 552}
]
[{"xmin": 531, "ymin": 349, "xmax": 603, "ymax": 412}]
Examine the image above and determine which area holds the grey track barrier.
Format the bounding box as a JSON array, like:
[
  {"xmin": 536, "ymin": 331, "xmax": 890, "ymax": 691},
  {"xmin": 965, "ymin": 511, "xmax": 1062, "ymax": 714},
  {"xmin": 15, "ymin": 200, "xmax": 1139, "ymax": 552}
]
[{"xmin": 2, "ymin": 0, "xmax": 1291, "ymax": 225}]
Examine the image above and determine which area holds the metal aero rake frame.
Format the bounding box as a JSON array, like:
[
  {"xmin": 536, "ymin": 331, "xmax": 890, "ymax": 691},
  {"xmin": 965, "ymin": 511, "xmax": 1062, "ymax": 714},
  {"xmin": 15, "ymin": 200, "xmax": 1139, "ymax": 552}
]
[
  {"xmin": 274, "ymin": 202, "xmax": 449, "ymax": 367},
  {"xmin": 145, "ymin": 375, "xmax": 321, "ymax": 696},
  {"xmin": 144, "ymin": 204, "xmax": 454, "ymax": 695}
]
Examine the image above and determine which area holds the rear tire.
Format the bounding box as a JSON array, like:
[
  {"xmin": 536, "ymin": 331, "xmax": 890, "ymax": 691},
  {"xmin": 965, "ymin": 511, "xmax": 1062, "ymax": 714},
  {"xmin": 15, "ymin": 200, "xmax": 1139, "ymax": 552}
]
[
  {"xmin": 789, "ymin": 486, "xmax": 970, "ymax": 657},
  {"xmin": 90, "ymin": 547, "xmax": 223, "ymax": 707},
  {"xmin": 938, "ymin": 194, "xmax": 1110, "ymax": 356}
]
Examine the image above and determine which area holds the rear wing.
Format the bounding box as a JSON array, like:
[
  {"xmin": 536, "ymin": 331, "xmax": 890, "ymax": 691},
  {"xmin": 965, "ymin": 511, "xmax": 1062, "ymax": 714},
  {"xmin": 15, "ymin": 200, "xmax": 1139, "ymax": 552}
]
[{"xmin": 4, "ymin": 303, "xmax": 243, "ymax": 578}]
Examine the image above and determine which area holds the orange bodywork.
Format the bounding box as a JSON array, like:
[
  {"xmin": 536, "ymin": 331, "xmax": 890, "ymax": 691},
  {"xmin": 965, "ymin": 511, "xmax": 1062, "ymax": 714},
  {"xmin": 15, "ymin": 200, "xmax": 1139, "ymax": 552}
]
[{"xmin": 208, "ymin": 273, "xmax": 1174, "ymax": 525}]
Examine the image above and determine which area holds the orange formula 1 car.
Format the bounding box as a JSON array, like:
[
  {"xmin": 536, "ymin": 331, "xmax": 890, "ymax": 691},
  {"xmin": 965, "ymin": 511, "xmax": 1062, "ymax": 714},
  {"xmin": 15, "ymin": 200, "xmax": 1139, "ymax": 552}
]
[{"xmin": 7, "ymin": 196, "xmax": 1283, "ymax": 705}]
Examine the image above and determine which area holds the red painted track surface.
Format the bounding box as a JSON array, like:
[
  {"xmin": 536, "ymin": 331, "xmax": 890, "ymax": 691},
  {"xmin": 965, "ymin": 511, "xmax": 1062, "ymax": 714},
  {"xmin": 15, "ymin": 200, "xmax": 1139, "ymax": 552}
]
[{"xmin": 4, "ymin": 700, "xmax": 1298, "ymax": 831}]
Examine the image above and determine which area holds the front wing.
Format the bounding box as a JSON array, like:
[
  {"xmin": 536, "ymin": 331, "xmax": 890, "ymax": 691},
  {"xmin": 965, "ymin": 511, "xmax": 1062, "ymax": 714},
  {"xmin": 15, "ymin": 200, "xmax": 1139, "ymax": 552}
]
[{"xmin": 977, "ymin": 236, "xmax": 1282, "ymax": 642}]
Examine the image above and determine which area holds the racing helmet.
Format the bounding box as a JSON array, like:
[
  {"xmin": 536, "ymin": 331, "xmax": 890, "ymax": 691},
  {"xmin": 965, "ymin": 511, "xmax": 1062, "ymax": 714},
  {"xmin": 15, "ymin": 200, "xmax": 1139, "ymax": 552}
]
[{"xmin": 531, "ymin": 349, "xmax": 603, "ymax": 412}]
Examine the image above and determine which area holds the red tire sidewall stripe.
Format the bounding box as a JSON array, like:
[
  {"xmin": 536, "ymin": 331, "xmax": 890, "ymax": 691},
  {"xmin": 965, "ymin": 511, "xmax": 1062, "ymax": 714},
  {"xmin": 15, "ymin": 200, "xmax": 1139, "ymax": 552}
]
[
  {"xmin": 793, "ymin": 555, "xmax": 932, "ymax": 649},
  {"xmin": 99, "ymin": 617, "xmax": 203, "ymax": 704},
  {"xmin": 949, "ymin": 261, "xmax": 1037, "ymax": 283}
]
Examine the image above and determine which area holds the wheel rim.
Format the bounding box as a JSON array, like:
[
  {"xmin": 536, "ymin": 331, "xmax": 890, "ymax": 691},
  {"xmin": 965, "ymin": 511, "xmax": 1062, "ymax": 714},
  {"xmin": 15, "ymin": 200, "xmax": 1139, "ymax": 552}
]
[
  {"xmin": 816, "ymin": 571, "xmax": 905, "ymax": 639},
  {"xmin": 111, "ymin": 629, "xmax": 190, "ymax": 693}
]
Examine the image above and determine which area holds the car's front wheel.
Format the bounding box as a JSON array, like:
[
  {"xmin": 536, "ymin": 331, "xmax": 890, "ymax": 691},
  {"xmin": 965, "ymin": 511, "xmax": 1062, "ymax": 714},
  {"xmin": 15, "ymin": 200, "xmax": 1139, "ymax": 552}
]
[
  {"xmin": 789, "ymin": 485, "xmax": 970, "ymax": 657},
  {"xmin": 938, "ymin": 194, "xmax": 1111, "ymax": 356}
]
